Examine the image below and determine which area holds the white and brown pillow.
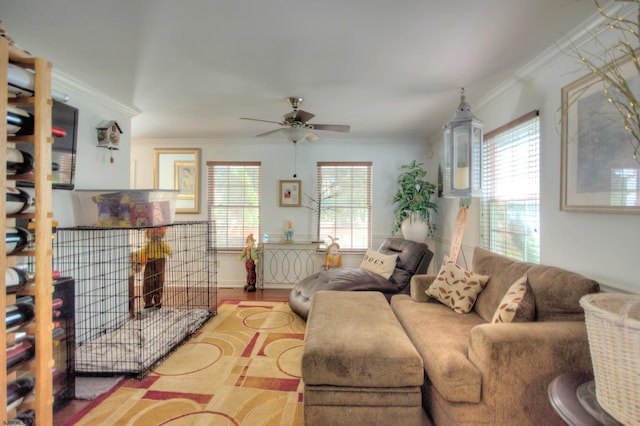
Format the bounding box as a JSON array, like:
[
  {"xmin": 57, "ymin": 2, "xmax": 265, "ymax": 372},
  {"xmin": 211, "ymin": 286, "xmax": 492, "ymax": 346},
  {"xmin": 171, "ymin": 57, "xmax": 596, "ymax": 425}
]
[
  {"xmin": 491, "ymin": 275, "xmax": 536, "ymax": 323},
  {"xmin": 360, "ymin": 248, "xmax": 398, "ymax": 279},
  {"xmin": 426, "ymin": 256, "xmax": 489, "ymax": 314}
]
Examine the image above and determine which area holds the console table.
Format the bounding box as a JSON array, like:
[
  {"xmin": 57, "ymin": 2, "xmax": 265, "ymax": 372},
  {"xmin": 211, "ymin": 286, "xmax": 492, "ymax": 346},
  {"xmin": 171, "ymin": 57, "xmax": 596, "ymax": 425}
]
[{"xmin": 257, "ymin": 241, "xmax": 325, "ymax": 288}]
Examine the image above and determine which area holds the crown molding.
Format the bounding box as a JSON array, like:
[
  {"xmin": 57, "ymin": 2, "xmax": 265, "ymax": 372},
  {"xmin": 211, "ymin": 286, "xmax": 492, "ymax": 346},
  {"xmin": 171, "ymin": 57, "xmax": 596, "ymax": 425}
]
[
  {"xmin": 52, "ymin": 68, "xmax": 141, "ymax": 117},
  {"xmin": 476, "ymin": 1, "xmax": 636, "ymax": 110}
]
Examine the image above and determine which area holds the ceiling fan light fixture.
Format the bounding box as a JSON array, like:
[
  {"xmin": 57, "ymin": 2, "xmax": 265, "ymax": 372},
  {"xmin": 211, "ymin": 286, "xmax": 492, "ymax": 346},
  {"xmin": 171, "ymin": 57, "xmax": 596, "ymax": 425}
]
[
  {"xmin": 281, "ymin": 127, "xmax": 311, "ymax": 143},
  {"xmin": 241, "ymin": 96, "xmax": 349, "ymax": 143}
]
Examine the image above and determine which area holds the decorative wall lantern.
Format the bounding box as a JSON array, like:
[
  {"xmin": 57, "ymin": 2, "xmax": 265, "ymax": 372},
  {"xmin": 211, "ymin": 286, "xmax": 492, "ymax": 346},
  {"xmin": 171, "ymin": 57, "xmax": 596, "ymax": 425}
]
[{"xmin": 443, "ymin": 88, "xmax": 483, "ymax": 198}]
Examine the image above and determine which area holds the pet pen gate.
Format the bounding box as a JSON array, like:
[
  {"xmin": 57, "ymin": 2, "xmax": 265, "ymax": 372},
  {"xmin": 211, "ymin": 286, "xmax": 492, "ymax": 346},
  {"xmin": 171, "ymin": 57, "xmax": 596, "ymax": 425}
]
[{"xmin": 53, "ymin": 221, "xmax": 217, "ymax": 377}]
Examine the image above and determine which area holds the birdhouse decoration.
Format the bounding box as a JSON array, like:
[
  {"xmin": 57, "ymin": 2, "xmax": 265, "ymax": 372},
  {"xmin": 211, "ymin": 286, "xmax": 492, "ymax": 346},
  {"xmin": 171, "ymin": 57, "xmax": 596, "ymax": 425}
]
[{"xmin": 96, "ymin": 120, "xmax": 123, "ymax": 163}]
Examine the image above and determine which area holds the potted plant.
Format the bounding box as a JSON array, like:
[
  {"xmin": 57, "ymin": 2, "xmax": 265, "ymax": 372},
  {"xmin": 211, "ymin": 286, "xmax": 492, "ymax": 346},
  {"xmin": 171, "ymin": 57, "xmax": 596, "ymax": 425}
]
[{"xmin": 392, "ymin": 160, "xmax": 438, "ymax": 242}]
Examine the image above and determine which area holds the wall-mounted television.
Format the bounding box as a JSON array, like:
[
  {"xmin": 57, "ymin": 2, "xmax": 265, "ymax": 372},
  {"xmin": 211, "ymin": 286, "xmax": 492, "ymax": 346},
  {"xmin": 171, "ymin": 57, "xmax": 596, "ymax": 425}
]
[{"xmin": 17, "ymin": 100, "xmax": 79, "ymax": 190}]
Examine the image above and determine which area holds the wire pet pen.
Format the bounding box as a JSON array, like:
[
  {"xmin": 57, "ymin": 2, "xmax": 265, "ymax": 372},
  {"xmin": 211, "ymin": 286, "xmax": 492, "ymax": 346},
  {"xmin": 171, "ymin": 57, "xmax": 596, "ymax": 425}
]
[{"xmin": 53, "ymin": 221, "xmax": 217, "ymax": 377}]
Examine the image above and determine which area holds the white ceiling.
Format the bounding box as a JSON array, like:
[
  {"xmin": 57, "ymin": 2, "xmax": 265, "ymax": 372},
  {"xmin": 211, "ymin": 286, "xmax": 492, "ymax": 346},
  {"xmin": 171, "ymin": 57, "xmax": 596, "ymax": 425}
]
[{"xmin": 2, "ymin": 0, "xmax": 606, "ymax": 141}]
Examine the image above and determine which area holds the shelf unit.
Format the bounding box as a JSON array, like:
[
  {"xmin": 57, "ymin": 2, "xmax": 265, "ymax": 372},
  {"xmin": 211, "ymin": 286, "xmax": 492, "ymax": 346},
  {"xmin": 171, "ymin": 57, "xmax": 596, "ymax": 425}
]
[
  {"xmin": 1, "ymin": 37, "xmax": 55, "ymax": 425},
  {"xmin": 52, "ymin": 278, "xmax": 75, "ymax": 410}
]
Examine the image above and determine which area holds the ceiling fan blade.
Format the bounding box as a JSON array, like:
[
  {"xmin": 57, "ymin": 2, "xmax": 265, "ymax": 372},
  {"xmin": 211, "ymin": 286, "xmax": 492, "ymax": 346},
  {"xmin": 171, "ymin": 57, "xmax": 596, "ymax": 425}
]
[
  {"xmin": 255, "ymin": 128, "xmax": 284, "ymax": 137},
  {"xmin": 307, "ymin": 132, "xmax": 320, "ymax": 142},
  {"xmin": 294, "ymin": 109, "xmax": 315, "ymax": 124},
  {"xmin": 240, "ymin": 117, "xmax": 285, "ymax": 125},
  {"xmin": 309, "ymin": 124, "xmax": 350, "ymax": 133}
]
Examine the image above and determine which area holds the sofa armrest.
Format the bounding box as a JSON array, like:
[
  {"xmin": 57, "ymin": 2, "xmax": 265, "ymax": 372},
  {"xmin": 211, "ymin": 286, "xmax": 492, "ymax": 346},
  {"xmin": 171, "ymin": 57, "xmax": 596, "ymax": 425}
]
[
  {"xmin": 409, "ymin": 274, "xmax": 437, "ymax": 302},
  {"xmin": 468, "ymin": 321, "xmax": 593, "ymax": 424}
]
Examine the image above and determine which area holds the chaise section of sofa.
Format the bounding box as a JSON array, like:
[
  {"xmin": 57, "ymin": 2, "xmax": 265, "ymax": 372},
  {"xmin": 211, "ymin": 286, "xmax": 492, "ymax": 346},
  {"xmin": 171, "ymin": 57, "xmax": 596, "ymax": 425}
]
[
  {"xmin": 391, "ymin": 247, "xmax": 600, "ymax": 425},
  {"xmin": 289, "ymin": 238, "xmax": 433, "ymax": 320}
]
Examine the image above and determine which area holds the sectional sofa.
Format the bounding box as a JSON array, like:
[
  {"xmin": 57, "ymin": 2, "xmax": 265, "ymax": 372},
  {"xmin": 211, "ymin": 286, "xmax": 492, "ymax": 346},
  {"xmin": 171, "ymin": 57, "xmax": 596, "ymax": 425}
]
[{"xmin": 390, "ymin": 247, "xmax": 600, "ymax": 425}]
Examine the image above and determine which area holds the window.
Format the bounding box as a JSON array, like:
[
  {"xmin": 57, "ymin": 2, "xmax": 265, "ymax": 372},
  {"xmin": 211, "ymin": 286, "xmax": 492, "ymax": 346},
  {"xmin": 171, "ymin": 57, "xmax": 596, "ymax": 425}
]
[
  {"xmin": 481, "ymin": 111, "xmax": 540, "ymax": 263},
  {"xmin": 316, "ymin": 162, "xmax": 372, "ymax": 250},
  {"xmin": 611, "ymin": 168, "xmax": 639, "ymax": 206},
  {"xmin": 207, "ymin": 162, "xmax": 261, "ymax": 249}
]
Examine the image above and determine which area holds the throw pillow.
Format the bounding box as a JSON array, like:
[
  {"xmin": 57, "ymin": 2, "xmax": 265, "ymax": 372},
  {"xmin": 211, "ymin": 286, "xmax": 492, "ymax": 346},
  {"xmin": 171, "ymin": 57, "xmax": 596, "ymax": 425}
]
[
  {"xmin": 491, "ymin": 275, "xmax": 536, "ymax": 323},
  {"xmin": 360, "ymin": 248, "xmax": 398, "ymax": 279},
  {"xmin": 426, "ymin": 256, "xmax": 489, "ymax": 314}
]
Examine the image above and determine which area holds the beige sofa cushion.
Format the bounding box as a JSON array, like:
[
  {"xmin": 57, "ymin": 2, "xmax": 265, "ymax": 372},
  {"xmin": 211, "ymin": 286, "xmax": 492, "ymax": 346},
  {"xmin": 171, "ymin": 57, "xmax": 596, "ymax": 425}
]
[
  {"xmin": 391, "ymin": 294, "xmax": 484, "ymax": 403},
  {"xmin": 472, "ymin": 247, "xmax": 599, "ymax": 322},
  {"xmin": 303, "ymin": 291, "xmax": 423, "ymax": 388}
]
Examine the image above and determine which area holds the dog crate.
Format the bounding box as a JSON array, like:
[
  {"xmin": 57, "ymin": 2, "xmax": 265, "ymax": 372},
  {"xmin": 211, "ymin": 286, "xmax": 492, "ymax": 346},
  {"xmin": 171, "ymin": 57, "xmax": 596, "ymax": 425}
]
[{"xmin": 53, "ymin": 221, "xmax": 217, "ymax": 377}]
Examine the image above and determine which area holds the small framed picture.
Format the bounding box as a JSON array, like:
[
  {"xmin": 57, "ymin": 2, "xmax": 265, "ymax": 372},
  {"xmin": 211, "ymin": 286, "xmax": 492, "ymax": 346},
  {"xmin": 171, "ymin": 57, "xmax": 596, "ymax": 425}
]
[
  {"xmin": 174, "ymin": 161, "xmax": 195, "ymax": 200},
  {"xmin": 279, "ymin": 180, "xmax": 301, "ymax": 207}
]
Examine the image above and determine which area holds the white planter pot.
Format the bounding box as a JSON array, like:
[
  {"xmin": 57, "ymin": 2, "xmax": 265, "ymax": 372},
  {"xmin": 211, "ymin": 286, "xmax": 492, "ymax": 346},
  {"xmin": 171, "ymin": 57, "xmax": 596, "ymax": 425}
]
[{"xmin": 400, "ymin": 213, "xmax": 429, "ymax": 243}]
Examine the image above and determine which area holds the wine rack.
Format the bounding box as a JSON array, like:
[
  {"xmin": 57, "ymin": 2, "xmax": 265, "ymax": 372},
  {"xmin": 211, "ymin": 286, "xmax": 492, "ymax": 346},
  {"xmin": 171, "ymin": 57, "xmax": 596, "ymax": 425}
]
[
  {"xmin": 51, "ymin": 278, "xmax": 74, "ymax": 410},
  {"xmin": 1, "ymin": 37, "xmax": 54, "ymax": 425}
]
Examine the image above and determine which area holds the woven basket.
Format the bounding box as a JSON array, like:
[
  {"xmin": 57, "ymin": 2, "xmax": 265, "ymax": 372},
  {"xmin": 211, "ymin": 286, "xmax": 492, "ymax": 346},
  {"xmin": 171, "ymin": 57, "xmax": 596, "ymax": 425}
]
[{"xmin": 580, "ymin": 293, "xmax": 640, "ymax": 426}]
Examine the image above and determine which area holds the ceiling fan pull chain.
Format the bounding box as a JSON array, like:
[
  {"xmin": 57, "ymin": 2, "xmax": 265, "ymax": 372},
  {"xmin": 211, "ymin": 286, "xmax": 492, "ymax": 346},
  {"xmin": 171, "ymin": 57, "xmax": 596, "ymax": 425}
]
[{"xmin": 293, "ymin": 141, "xmax": 298, "ymax": 178}]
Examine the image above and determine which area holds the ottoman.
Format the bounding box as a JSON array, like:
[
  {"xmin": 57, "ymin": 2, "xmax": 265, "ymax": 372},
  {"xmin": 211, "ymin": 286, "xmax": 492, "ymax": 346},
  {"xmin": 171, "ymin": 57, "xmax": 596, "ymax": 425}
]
[{"xmin": 302, "ymin": 290, "xmax": 424, "ymax": 425}]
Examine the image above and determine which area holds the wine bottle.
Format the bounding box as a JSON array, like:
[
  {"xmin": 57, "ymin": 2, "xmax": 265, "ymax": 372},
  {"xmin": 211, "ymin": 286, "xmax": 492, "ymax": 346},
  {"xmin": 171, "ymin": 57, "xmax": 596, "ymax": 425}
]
[
  {"xmin": 8, "ymin": 62, "xmax": 70, "ymax": 102},
  {"xmin": 6, "ymin": 337, "xmax": 35, "ymax": 371},
  {"xmin": 6, "ymin": 106, "xmax": 66, "ymax": 137},
  {"xmin": 6, "ymin": 187, "xmax": 35, "ymax": 215},
  {"xmin": 51, "ymin": 127, "xmax": 67, "ymax": 138},
  {"xmin": 5, "ymin": 227, "xmax": 33, "ymax": 255},
  {"xmin": 5, "ymin": 267, "xmax": 33, "ymax": 294},
  {"xmin": 6, "ymin": 106, "xmax": 28, "ymax": 135},
  {"xmin": 6, "ymin": 331, "xmax": 28, "ymax": 350},
  {"xmin": 6, "ymin": 147, "xmax": 34, "ymax": 176},
  {"xmin": 15, "ymin": 295, "xmax": 33, "ymax": 305},
  {"xmin": 7, "ymin": 376, "xmax": 35, "ymax": 411},
  {"xmin": 52, "ymin": 327, "xmax": 65, "ymax": 340},
  {"xmin": 6, "ymin": 302, "xmax": 35, "ymax": 332},
  {"xmin": 15, "ymin": 409, "xmax": 35, "ymax": 426}
]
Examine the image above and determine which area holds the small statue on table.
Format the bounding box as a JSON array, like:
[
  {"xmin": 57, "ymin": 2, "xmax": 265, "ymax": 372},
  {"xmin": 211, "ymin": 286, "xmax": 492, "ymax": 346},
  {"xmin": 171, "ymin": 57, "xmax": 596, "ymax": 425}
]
[
  {"xmin": 324, "ymin": 235, "xmax": 343, "ymax": 269},
  {"xmin": 239, "ymin": 233, "xmax": 259, "ymax": 292},
  {"xmin": 283, "ymin": 220, "xmax": 294, "ymax": 243}
]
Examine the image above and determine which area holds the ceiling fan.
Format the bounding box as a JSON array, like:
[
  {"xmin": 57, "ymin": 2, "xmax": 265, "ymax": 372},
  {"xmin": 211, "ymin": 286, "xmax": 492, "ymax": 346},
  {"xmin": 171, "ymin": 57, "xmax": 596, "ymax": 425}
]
[{"xmin": 241, "ymin": 97, "xmax": 350, "ymax": 143}]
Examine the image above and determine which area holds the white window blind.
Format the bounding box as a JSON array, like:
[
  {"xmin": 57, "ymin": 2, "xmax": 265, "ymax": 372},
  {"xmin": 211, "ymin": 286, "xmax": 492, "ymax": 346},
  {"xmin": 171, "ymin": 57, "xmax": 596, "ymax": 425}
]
[
  {"xmin": 610, "ymin": 168, "xmax": 639, "ymax": 206},
  {"xmin": 481, "ymin": 111, "xmax": 540, "ymax": 263},
  {"xmin": 316, "ymin": 162, "xmax": 372, "ymax": 250},
  {"xmin": 207, "ymin": 162, "xmax": 261, "ymax": 249}
]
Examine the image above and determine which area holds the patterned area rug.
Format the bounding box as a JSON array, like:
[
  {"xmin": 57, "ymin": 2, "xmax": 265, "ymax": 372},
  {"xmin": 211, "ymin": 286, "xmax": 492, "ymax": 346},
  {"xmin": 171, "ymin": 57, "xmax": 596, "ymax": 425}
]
[{"xmin": 66, "ymin": 300, "xmax": 306, "ymax": 425}]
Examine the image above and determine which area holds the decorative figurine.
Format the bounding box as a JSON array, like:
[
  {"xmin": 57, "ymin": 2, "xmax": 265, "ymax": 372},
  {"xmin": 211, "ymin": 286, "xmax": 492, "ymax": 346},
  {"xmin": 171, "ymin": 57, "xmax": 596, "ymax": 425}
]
[
  {"xmin": 239, "ymin": 233, "xmax": 258, "ymax": 292},
  {"xmin": 128, "ymin": 249, "xmax": 147, "ymax": 319},
  {"xmin": 324, "ymin": 235, "xmax": 343, "ymax": 269},
  {"xmin": 283, "ymin": 220, "xmax": 294, "ymax": 243},
  {"xmin": 140, "ymin": 227, "xmax": 172, "ymax": 308}
]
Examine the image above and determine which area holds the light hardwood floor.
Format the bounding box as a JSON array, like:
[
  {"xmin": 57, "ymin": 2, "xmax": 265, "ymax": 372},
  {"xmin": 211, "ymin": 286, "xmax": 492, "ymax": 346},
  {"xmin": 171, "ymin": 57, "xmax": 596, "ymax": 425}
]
[{"xmin": 52, "ymin": 288, "xmax": 292, "ymax": 425}]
